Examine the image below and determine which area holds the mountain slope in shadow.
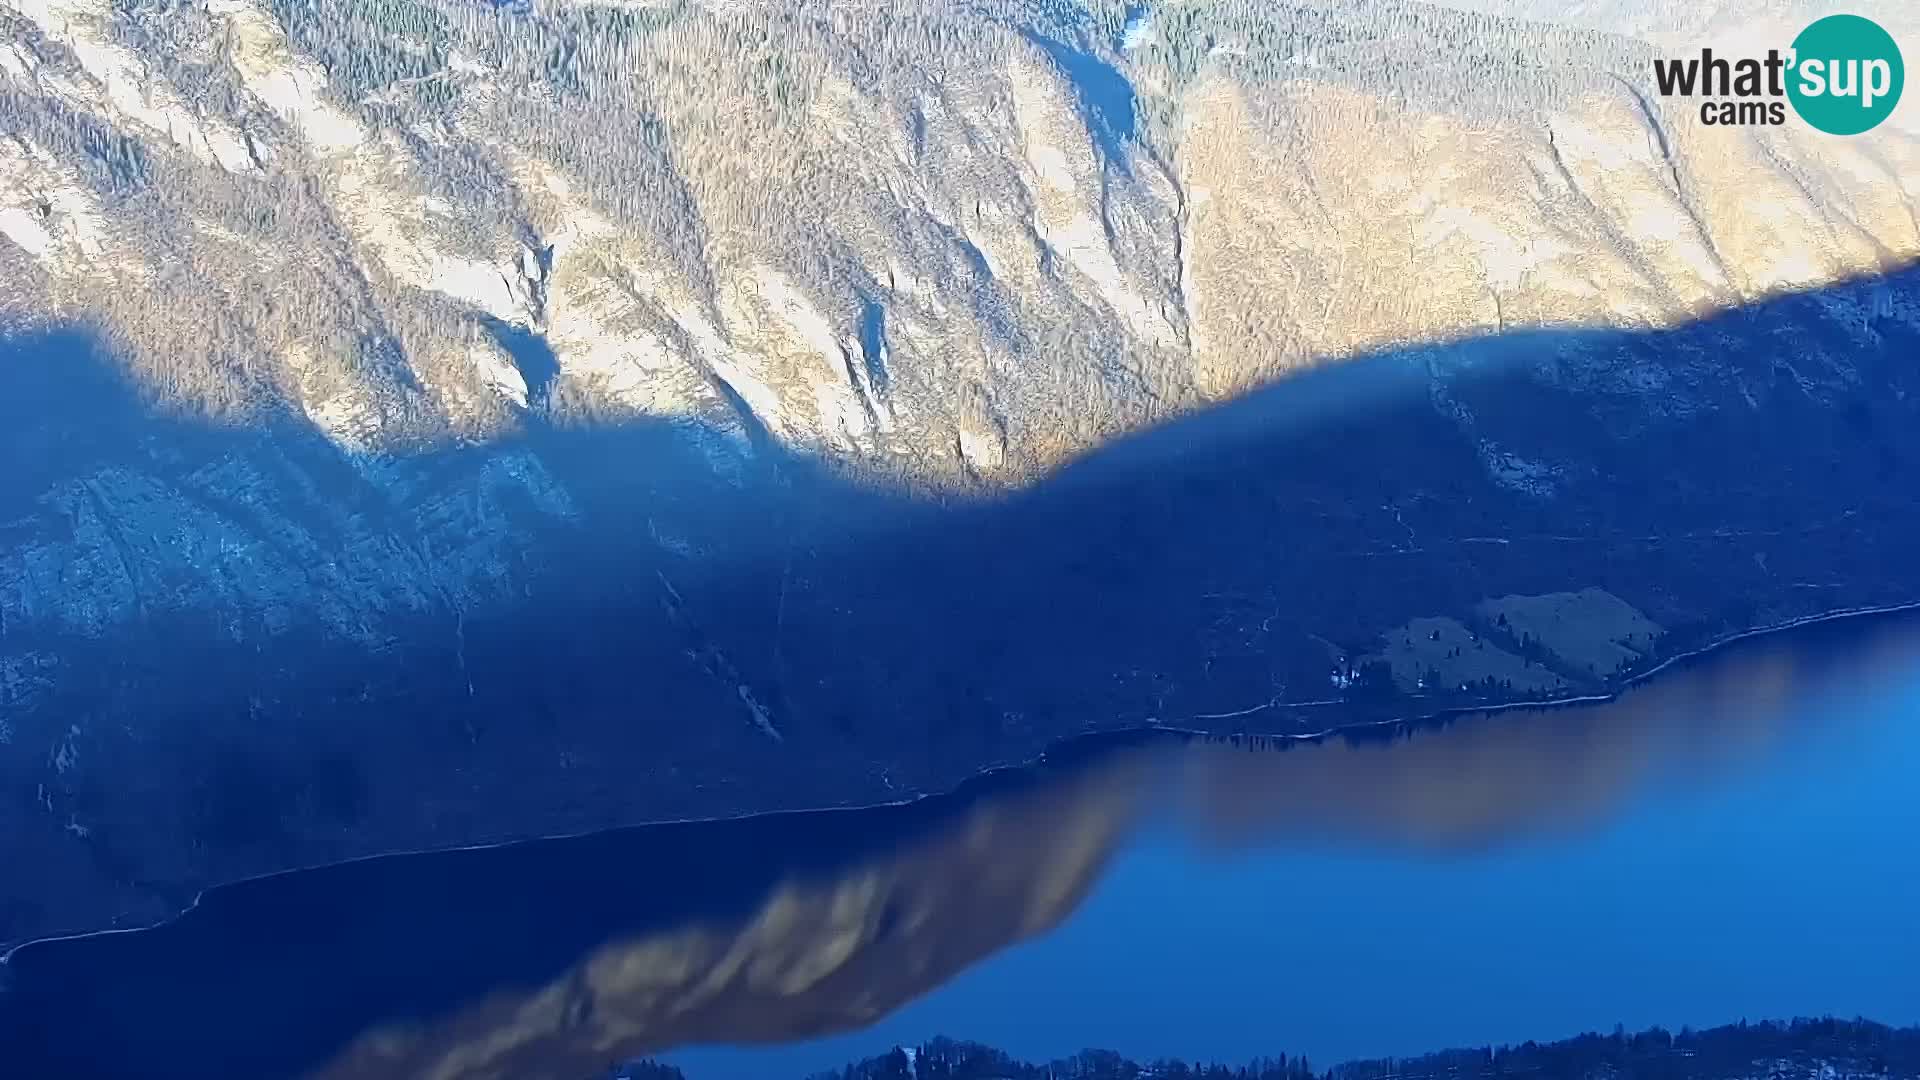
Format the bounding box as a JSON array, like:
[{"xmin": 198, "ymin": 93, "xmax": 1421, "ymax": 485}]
[
  {"xmin": 3, "ymin": 605, "xmax": 1915, "ymax": 1079},
  {"xmin": 1, "ymin": 265, "xmax": 1917, "ymax": 947}
]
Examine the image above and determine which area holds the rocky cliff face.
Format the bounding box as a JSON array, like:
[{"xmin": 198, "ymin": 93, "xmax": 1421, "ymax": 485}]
[{"xmin": 1, "ymin": 0, "xmax": 1917, "ymax": 945}]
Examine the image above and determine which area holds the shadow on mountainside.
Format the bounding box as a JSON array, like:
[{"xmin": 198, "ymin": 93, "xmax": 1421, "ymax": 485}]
[
  {"xmin": 2, "ymin": 264, "xmax": 1918, "ymax": 947},
  {"xmin": 3, "ymin": 602, "xmax": 1917, "ymax": 1079}
]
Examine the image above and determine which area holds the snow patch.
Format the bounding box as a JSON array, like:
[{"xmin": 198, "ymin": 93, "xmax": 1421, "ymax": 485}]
[
  {"xmin": 540, "ymin": 259, "xmax": 717, "ymax": 418},
  {"xmin": 1007, "ymin": 58, "xmax": 1175, "ymax": 346},
  {"xmin": 471, "ymin": 341, "xmax": 529, "ymax": 409},
  {"xmin": 958, "ymin": 426, "xmax": 1004, "ymax": 470},
  {"xmin": 447, "ymin": 49, "xmax": 489, "ymax": 77},
  {"xmin": 738, "ymin": 265, "xmax": 893, "ymax": 444},
  {"xmin": 1024, "ymin": 138, "xmax": 1079, "ymax": 193},
  {"xmin": 1, "ymin": 42, "xmax": 36, "ymax": 79},
  {"xmin": 9, "ymin": 0, "xmax": 252, "ymax": 170},
  {"xmin": 748, "ymin": 266, "xmax": 843, "ymax": 368},
  {"xmin": 51, "ymin": 723, "xmax": 80, "ymax": 773},
  {"xmin": 215, "ymin": 0, "xmax": 367, "ymax": 152},
  {"xmin": 0, "ymin": 206, "xmax": 53, "ymax": 256},
  {"xmin": 0, "ymin": 141, "xmax": 116, "ymax": 275},
  {"xmin": 326, "ymin": 147, "xmax": 532, "ymax": 321},
  {"xmin": 47, "ymin": 184, "xmax": 105, "ymax": 257},
  {"xmin": 814, "ymin": 379, "xmax": 871, "ymax": 446},
  {"xmin": 706, "ymin": 352, "xmax": 785, "ymax": 435},
  {"xmin": 482, "ymin": 450, "xmax": 579, "ymax": 521},
  {"xmin": 1479, "ymin": 442, "xmax": 1561, "ymax": 498},
  {"xmin": 710, "ymin": 272, "xmax": 818, "ymax": 439},
  {"xmin": 282, "ymin": 343, "xmax": 384, "ymax": 455},
  {"xmin": 426, "ymin": 255, "xmax": 521, "ymax": 322}
]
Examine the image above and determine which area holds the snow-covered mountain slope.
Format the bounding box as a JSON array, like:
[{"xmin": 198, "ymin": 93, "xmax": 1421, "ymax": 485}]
[
  {"xmin": 1, "ymin": 0, "xmax": 1917, "ymax": 944},
  {"xmin": 1, "ymin": 0, "xmax": 1914, "ymax": 651}
]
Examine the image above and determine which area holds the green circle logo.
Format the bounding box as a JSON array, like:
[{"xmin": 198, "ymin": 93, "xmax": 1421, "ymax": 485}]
[{"xmin": 1787, "ymin": 14, "xmax": 1904, "ymax": 135}]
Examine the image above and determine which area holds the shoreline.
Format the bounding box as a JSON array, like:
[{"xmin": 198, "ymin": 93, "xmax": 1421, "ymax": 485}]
[
  {"xmin": 7, "ymin": 597, "xmax": 1919, "ymax": 963},
  {"xmin": 1144, "ymin": 597, "xmax": 1920, "ymax": 750}
]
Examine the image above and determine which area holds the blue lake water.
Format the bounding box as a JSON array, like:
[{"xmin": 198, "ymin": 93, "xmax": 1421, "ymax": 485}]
[
  {"xmin": 4, "ymin": 612, "xmax": 1918, "ymax": 1079},
  {"xmin": 671, "ymin": 615, "xmax": 1920, "ymax": 1079}
]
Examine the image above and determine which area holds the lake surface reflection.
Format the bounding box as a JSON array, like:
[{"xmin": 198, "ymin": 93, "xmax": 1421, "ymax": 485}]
[{"xmin": 5, "ymin": 612, "xmax": 1919, "ymax": 1080}]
